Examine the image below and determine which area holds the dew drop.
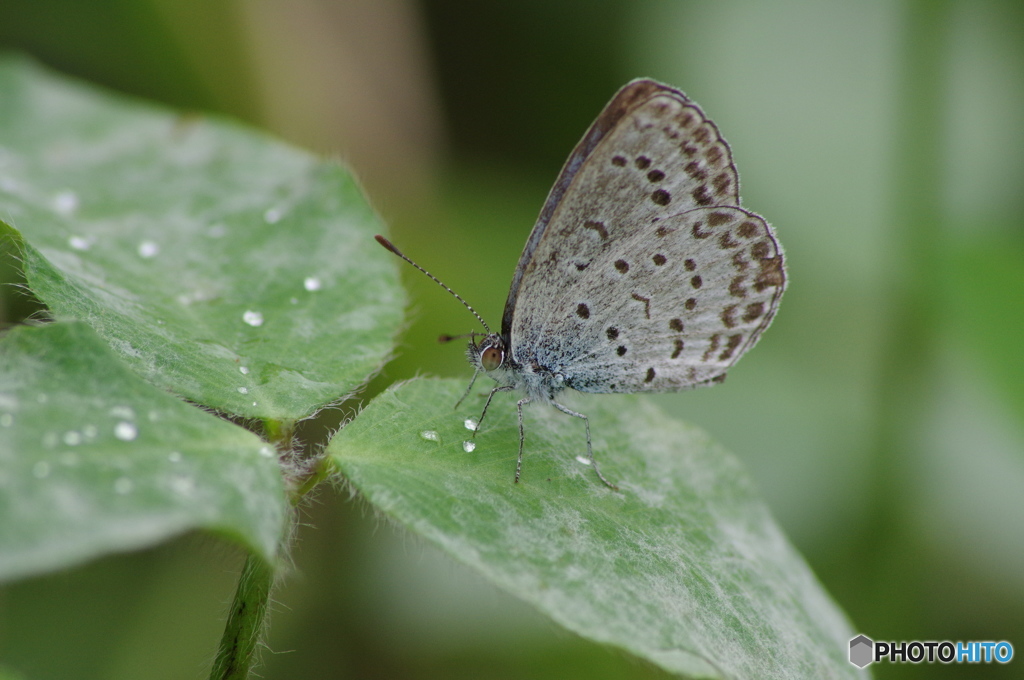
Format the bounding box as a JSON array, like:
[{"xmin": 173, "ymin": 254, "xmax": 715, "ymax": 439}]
[
  {"xmin": 42, "ymin": 432, "xmax": 58, "ymax": 448},
  {"xmin": 258, "ymin": 446, "xmax": 274, "ymax": 458},
  {"xmin": 68, "ymin": 235, "xmax": 92, "ymax": 251},
  {"xmin": 575, "ymin": 455, "xmax": 592, "ymax": 466},
  {"xmin": 138, "ymin": 240, "xmax": 160, "ymax": 258},
  {"xmin": 60, "ymin": 452, "xmax": 79, "ymax": 466},
  {"xmin": 207, "ymin": 223, "xmax": 227, "ymax": 238},
  {"xmin": 462, "ymin": 440, "xmax": 476, "ymax": 453},
  {"xmin": 114, "ymin": 477, "xmax": 134, "ymax": 494},
  {"xmin": 303, "ymin": 277, "xmax": 322, "ymax": 291},
  {"xmin": 36, "ymin": 393, "xmax": 48, "ymax": 404},
  {"xmin": 62, "ymin": 431, "xmax": 82, "ymax": 446},
  {"xmin": 464, "ymin": 418, "xmax": 478, "ymax": 432},
  {"xmin": 419, "ymin": 430, "xmax": 440, "ymax": 443},
  {"xmin": 32, "ymin": 461, "xmax": 51, "ymax": 478},
  {"xmin": 148, "ymin": 410, "xmax": 160, "ymax": 422},
  {"xmin": 114, "ymin": 421, "xmax": 138, "ymax": 441},
  {"xmin": 237, "ymin": 387, "xmax": 249, "ymax": 394},
  {"xmin": 52, "ymin": 190, "xmax": 79, "ymax": 216},
  {"xmin": 239, "ymin": 366, "xmax": 249, "ymax": 375},
  {"xmin": 263, "ymin": 207, "xmax": 284, "ymax": 224},
  {"xmin": 83, "ymin": 424, "xmax": 98, "ymax": 439},
  {"xmin": 168, "ymin": 451, "xmax": 183, "ymax": 463},
  {"xmin": 242, "ymin": 310, "xmax": 264, "ymax": 327}
]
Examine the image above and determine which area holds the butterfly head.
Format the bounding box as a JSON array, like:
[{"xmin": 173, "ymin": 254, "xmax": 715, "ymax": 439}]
[{"xmin": 468, "ymin": 333, "xmax": 507, "ymax": 374}]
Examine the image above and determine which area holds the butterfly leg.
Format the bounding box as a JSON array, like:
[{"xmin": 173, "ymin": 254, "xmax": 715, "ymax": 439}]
[
  {"xmin": 473, "ymin": 384, "xmax": 514, "ymax": 439},
  {"xmin": 514, "ymin": 396, "xmax": 531, "ymax": 483},
  {"xmin": 551, "ymin": 401, "xmax": 618, "ymax": 490},
  {"xmin": 454, "ymin": 368, "xmax": 481, "ymax": 410}
]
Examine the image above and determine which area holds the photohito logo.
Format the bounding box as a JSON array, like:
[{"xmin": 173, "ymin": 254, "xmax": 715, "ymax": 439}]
[{"xmin": 849, "ymin": 635, "xmax": 1014, "ymax": 668}]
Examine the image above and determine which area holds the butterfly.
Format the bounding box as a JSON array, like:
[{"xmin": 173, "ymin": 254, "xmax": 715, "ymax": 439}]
[{"xmin": 377, "ymin": 78, "xmax": 785, "ymax": 489}]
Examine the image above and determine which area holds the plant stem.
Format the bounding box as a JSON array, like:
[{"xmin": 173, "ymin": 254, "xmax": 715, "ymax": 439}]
[{"xmin": 209, "ymin": 553, "xmax": 276, "ymax": 680}]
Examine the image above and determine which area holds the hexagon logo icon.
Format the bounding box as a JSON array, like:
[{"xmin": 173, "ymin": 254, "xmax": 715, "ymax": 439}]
[{"xmin": 849, "ymin": 635, "xmax": 874, "ymax": 668}]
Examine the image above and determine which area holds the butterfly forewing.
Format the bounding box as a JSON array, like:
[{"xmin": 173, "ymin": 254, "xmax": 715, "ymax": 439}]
[{"xmin": 507, "ymin": 80, "xmax": 785, "ymax": 393}]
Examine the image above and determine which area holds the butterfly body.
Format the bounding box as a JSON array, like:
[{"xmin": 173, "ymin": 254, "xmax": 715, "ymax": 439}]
[{"xmin": 466, "ymin": 332, "xmax": 566, "ymax": 404}]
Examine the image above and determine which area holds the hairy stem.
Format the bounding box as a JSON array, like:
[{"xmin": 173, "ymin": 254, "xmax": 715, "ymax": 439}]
[{"xmin": 209, "ymin": 554, "xmax": 276, "ymax": 680}]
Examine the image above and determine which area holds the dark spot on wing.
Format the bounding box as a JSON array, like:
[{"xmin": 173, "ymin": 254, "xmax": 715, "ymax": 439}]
[
  {"xmin": 718, "ymin": 334, "xmax": 743, "ymax": 361},
  {"xmin": 576, "ymin": 303, "xmax": 590, "ymax": 319},
  {"xmin": 708, "ymin": 211, "xmax": 732, "ymax": 227},
  {"xmin": 702, "ymin": 334, "xmax": 721, "ymax": 362},
  {"xmin": 684, "ymin": 161, "xmax": 707, "ymax": 181},
  {"xmin": 751, "ymin": 240, "xmax": 772, "ymax": 260},
  {"xmin": 721, "ymin": 304, "xmax": 737, "ymax": 328},
  {"xmin": 614, "ymin": 259, "xmax": 629, "ymax": 273},
  {"xmin": 713, "ymin": 172, "xmax": 732, "ymax": 196},
  {"xmin": 692, "ymin": 184, "xmax": 712, "ymax": 206},
  {"xmin": 729, "ymin": 276, "xmax": 748, "ymax": 298},
  {"xmin": 584, "ymin": 220, "xmax": 609, "ymax": 240},
  {"xmin": 742, "ymin": 302, "xmax": 764, "ymax": 322},
  {"xmin": 754, "ymin": 257, "xmax": 785, "ymax": 292},
  {"xmin": 738, "ymin": 220, "xmax": 761, "ymax": 238},
  {"xmin": 718, "ymin": 231, "xmax": 740, "ymax": 249},
  {"xmin": 631, "ymin": 292, "xmax": 651, "ymax": 319}
]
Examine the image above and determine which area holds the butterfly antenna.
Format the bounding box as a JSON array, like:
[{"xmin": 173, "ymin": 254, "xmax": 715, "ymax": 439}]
[
  {"xmin": 375, "ymin": 235, "xmax": 491, "ymax": 334},
  {"xmin": 438, "ymin": 332, "xmax": 480, "ymax": 344}
]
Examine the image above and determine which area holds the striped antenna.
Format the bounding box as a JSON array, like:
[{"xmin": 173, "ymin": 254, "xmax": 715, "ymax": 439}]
[{"xmin": 375, "ymin": 235, "xmax": 491, "ymax": 335}]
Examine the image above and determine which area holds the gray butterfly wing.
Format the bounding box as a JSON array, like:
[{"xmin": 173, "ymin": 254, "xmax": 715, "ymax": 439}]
[{"xmin": 506, "ymin": 80, "xmax": 785, "ymax": 393}]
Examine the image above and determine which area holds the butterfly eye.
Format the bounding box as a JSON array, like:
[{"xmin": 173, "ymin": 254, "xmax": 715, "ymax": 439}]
[{"xmin": 481, "ymin": 346, "xmax": 503, "ymax": 371}]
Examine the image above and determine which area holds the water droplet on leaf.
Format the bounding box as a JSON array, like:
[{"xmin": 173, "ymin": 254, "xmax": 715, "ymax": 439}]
[
  {"xmin": 114, "ymin": 421, "xmax": 138, "ymax": 441},
  {"xmin": 242, "ymin": 310, "xmax": 264, "ymax": 327}
]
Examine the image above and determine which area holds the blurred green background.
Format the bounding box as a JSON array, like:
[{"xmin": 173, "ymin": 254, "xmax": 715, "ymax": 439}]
[{"xmin": 1, "ymin": 1, "xmax": 1022, "ymax": 678}]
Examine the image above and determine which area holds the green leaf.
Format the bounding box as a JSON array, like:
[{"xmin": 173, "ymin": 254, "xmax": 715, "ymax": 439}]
[
  {"xmin": 330, "ymin": 378, "xmax": 863, "ymax": 679},
  {"xmin": 0, "ymin": 55, "xmax": 403, "ymax": 421},
  {"xmin": 0, "ymin": 322, "xmax": 287, "ymax": 582}
]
